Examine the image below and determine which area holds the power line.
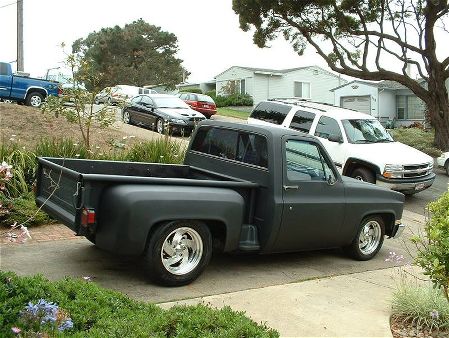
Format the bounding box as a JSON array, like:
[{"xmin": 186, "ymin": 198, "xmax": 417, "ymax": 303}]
[{"xmin": 0, "ymin": 1, "xmax": 17, "ymax": 9}]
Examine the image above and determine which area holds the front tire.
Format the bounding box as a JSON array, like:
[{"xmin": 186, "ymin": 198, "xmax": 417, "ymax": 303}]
[
  {"xmin": 123, "ymin": 110, "xmax": 131, "ymax": 124},
  {"xmin": 25, "ymin": 92, "xmax": 44, "ymax": 107},
  {"xmin": 445, "ymin": 161, "xmax": 449, "ymax": 176},
  {"xmin": 344, "ymin": 216, "xmax": 385, "ymax": 260},
  {"xmin": 351, "ymin": 167, "xmax": 375, "ymax": 184},
  {"xmin": 143, "ymin": 221, "xmax": 212, "ymax": 286}
]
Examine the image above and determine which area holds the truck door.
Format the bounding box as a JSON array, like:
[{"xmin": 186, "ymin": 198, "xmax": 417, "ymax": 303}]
[
  {"xmin": 0, "ymin": 63, "xmax": 12, "ymax": 98},
  {"xmin": 274, "ymin": 137, "xmax": 346, "ymax": 251}
]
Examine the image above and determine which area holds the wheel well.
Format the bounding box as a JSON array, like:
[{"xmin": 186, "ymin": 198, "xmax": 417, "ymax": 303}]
[
  {"xmin": 343, "ymin": 159, "xmax": 380, "ymax": 177},
  {"xmin": 367, "ymin": 213, "xmax": 395, "ymax": 237},
  {"xmin": 27, "ymin": 88, "xmax": 47, "ymax": 99},
  {"xmin": 144, "ymin": 219, "xmax": 227, "ymax": 254}
]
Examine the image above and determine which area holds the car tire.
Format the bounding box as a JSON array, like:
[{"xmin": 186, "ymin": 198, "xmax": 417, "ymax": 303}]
[
  {"xmin": 123, "ymin": 110, "xmax": 131, "ymax": 124},
  {"xmin": 343, "ymin": 216, "xmax": 385, "ymax": 261},
  {"xmin": 445, "ymin": 161, "xmax": 449, "ymax": 176},
  {"xmin": 156, "ymin": 118, "xmax": 165, "ymax": 134},
  {"xmin": 25, "ymin": 92, "xmax": 44, "ymax": 107},
  {"xmin": 351, "ymin": 167, "xmax": 375, "ymax": 184},
  {"xmin": 107, "ymin": 97, "xmax": 112, "ymax": 105},
  {"xmin": 143, "ymin": 220, "xmax": 212, "ymax": 286}
]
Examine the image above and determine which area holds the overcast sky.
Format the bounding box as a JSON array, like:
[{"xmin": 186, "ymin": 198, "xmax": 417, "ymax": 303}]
[{"xmin": 0, "ymin": 0, "xmax": 329, "ymax": 82}]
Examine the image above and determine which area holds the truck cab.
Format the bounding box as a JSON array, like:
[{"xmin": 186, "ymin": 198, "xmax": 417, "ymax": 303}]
[{"xmin": 0, "ymin": 62, "xmax": 60, "ymax": 107}]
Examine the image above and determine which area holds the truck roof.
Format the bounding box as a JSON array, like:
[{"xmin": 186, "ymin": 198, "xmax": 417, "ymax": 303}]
[{"xmin": 198, "ymin": 119, "xmax": 318, "ymax": 141}]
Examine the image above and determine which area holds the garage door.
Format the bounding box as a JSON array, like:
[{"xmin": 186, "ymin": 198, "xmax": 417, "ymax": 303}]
[{"xmin": 341, "ymin": 96, "xmax": 371, "ymax": 115}]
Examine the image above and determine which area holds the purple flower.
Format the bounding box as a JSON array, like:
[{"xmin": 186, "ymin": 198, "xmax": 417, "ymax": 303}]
[
  {"xmin": 430, "ymin": 309, "xmax": 439, "ymax": 319},
  {"xmin": 58, "ymin": 319, "xmax": 74, "ymax": 331}
]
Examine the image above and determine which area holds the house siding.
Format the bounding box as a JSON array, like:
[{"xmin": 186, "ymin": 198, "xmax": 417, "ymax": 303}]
[
  {"xmin": 378, "ymin": 90, "xmax": 396, "ymax": 122},
  {"xmin": 215, "ymin": 67, "xmax": 254, "ymax": 96}
]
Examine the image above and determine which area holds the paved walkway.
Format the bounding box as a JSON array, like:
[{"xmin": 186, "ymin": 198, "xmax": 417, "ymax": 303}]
[{"xmin": 1, "ymin": 223, "xmax": 76, "ymax": 245}]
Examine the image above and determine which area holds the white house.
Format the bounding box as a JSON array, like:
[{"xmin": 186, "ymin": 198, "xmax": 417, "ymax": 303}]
[
  {"xmin": 215, "ymin": 66, "xmax": 347, "ymax": 105},
  {"xmin": 332, "ymin": 80, "xmax": 428, "ymax": 126}
]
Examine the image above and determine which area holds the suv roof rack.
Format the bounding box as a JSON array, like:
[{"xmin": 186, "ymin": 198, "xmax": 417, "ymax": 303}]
[{"xmin": 268, "ymin": 98, "xmax": 330, "ymax": 112}]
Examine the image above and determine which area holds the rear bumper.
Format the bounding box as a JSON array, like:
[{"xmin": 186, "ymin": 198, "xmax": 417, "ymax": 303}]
[
  {"xmin": 193, "ymin": 107, "xmax": 216, "ymax": 117},
  {"xmin": 376, "ymin": 173, "xmax": 435, "ymax": 194}
]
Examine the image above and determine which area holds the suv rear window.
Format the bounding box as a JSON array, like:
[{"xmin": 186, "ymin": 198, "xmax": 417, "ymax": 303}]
[
  {"xmin": 191, "ymin": 127, "xmax": 268, "ymax": 168},
  {"xmin": 250, "ymin": 102, "xmax": 291, "ymax": 125}
]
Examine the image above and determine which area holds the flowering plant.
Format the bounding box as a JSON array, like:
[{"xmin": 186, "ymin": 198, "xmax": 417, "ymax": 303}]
[{"xmin": 13, "ymin": 299, "xmax": 73, "ymax": 336}]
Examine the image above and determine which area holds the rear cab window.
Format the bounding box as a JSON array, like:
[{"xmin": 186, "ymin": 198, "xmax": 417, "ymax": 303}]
[
  {"xmin": 191, "ymin": 127, "xmax": 268, "ymax": 168},
  {"xmin": 249, "ymin": 102, "xmax": 291, "ymax": 125}
]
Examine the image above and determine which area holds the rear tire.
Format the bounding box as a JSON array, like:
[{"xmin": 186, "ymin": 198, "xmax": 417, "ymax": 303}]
[
  {"xmin": 123, "ymin": 110, "xmax": 131, "ymax": 124},
  {"xmin": 351, "ymin": 167, "xmax": 375, "ymax": 184},
  {"xmin": 25, "ymin": 92, "xmax": 44, "ymax": 107},
  {"xmin": 156, "ymin": 118, "xmax": 165, "ymax": 134},
  {"xmin": 143, "ymin": 220, "xmax": 212, "ymax": 286},
  {"xmin": 445, "ymin": 161, "xmax": 449, "ymax": 176},
  {"xmin": 343, "ymin": 216, "xmax": 385, "ymax": 260}
]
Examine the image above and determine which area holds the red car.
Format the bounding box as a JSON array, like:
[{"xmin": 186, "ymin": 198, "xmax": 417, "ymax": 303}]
[{"xmin": 178, "ymin": 92, "xmax": 217, "ymax": 118}]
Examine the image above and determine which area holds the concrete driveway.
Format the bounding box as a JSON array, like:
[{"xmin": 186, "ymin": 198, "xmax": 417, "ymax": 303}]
[{"xmin": 0, "ymin": 210, "xmax": 422, "ymax": 304}]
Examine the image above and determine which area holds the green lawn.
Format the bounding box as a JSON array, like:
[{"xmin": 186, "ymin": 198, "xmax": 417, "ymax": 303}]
[{"xmin": 217, "ymin": 107, "xmax": 251, "ymax": 120}]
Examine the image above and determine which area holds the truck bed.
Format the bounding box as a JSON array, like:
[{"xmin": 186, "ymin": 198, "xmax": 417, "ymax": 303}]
[{"xmin": 35, "ymin": 157, "xmax": 257, "ymax": 233}]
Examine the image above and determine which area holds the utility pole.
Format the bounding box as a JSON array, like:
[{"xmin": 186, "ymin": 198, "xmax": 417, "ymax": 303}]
[{"xmin": 17, "ymin": 0, "xmax": 24, "ymax": 71}]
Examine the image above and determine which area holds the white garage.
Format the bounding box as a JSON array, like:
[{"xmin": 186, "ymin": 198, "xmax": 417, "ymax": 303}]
[{"xmin": 340, "ymin": 96, "xmax": 371, "ymax": 115}]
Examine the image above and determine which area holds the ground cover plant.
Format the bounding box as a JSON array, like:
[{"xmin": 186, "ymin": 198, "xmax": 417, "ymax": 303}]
[
  {"xmin": 0, "ymin": 271, "xmax": 278, "ymax": 337},
  {"xmin": 390, "ymin": 128, "xmax": 441, "ymax": 157}
]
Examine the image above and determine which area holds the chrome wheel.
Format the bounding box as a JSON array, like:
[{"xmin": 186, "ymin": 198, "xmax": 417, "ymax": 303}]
[
  {"xmin": 156, "ymin": 118, "xmax": 164, "ymax": 134},
  {"xmin": 123, "ymin": 111, "xmax": 130, "ymax": 124},
  {"xmin": 161, "ymin": 227, "xmax": 203, "ymax": 275},
  {"xmin": 358, "ymin": 220, "xmax": 382, "ymax": 255},
  {"xmin": 30, "ymin": 95, "xmax": 42, "ymax": 107}
]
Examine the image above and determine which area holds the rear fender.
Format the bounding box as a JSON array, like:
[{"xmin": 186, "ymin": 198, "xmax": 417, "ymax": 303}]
[{"xmin": 95, "ymin": 184, "xmax": 245, "ymax": 255}]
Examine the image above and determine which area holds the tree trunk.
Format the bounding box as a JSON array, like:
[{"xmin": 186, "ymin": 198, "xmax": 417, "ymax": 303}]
[{"xmin": 426, "ymin": 83, "xmax": 449, "ymax": 151}]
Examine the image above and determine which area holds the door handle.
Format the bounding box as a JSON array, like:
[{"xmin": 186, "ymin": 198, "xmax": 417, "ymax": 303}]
[{"xmin": 283, "ymin": 185, "xmax": 299, "ymax": 190}]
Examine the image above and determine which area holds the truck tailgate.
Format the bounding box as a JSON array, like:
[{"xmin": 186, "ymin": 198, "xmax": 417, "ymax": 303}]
[{"xmin": 35, "ymin": 157, "xmax": 82, "ymax": 231}]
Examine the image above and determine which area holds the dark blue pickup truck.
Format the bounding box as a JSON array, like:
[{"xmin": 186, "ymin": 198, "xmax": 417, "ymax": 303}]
[
  {"xmin": 0, "ymin": 62, "xmax": 60, "ymax": 107},
  {"xmin": 35, "ymin": 121, "xmax": 405, "ymax": 286}
]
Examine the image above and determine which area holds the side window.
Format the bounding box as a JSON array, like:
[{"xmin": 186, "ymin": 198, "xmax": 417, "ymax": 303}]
[
  {"xmin": 140, "ymin": 96, "xmax": 153, "ymax": 107},
  {"xmin": 290, "ymin": 110, "xmax": 315, "ymax": 133},
  {"xmin": 130, "ymin": 96, "xmax": 141, "ymax": 104},
  {"xmin": 191, "ymin": 128, "xmax": 268, "ymax": 168},
  {"xmin": 249, "ymin": 102, "xmax": 291, "ymax": 125},
  {"xmin": 314, "ymin": 116, "xmax": 342, "ymax": 141},
  {"xmin": 285, "ymin": 140, "xmax": 334, "ymax": 181},
  {"xmin": 0, "ymin": 63, "xmax": 9, "ymax": 75}
]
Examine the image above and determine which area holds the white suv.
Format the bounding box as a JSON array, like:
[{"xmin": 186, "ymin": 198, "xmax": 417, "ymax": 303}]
[{"xmin": 248, "ymin": 99, "xmax": 435, "ymax": 195}]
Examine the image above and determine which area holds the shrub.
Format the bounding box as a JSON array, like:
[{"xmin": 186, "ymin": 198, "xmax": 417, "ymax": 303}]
[
  {"xmin": 213, "ymin": 94, "xmax": 253, "ymax": 107},
  {"xmin": 412, "ymin": 190, "xmax": 449, "ymax": 303},
  {"xmin": 179, "ymin": 87, "xmax": 203, "ymax": 94},
  {"xmin": 34, "ymin": 138, "xmax": 91, "ymax": 159},
  {"xmin": 390, "ymin": 128, "xmax": 442, "ymax": 157},
  {"xmin": 0, "ymin": 192, "xmax": 52, "ymax": 227},
  {"xmin": 0, "ymin": 271, "xmax": 279, "ymax": 337},
  {"xmin": 0, "ymin": 148, "xmax": 36, "ymax": 198}
]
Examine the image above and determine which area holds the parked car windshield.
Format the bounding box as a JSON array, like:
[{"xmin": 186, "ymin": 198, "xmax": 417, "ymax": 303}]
[
  {"xmin": 342, "ymin": 119, "xmax": 393, "ymax": 144},
  {"xmin": 153, "ymin": 97, "xmax": 190, "ymax": 109}
]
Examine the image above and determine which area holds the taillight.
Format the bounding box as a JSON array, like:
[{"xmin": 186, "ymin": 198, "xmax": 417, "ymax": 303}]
[{"xmin": 81, "ymin": 208, "xmax": 96, "ymax": 227}]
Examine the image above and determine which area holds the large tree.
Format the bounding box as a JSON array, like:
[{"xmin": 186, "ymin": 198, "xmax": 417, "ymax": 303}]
[
  {"xmin": 72, "ymin": 19, "xmax": 186, "ymax": 90},
  {"xmin": 233, "ymin": 0, "xmax": 449, "ymax": 150}
]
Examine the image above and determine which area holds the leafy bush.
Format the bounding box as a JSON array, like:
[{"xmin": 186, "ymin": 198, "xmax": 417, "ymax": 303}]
[
  {"xmin": 392, "ymin": 278, "xmax": 449, "ymax": 331},
  {"xmin": 34, "ymin": 138, "xmax": 91, "ymax": 159},
  {"xmin": 390, "ymin": 128, "xmax": 442, "ymax": 157},
  {"xmin": 212, "ymin": 94, "xmax": 254, "ymax": 108},
  {"xmin": 0, "ymin": 148, "xmax": 36, "ymax": 198},
  {"xmin": 0, "ymin": 271, "xmax": 278, "ymax": 337},
  {"xmin": 412, "ymin": 190, "xmax": 449, "ymax": 303}
]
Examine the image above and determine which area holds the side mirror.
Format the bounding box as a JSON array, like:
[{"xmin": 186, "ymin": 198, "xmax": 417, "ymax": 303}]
[
  {"xmin": 327, "ymin": 174, "xmax": 337, "ymax": 186},
  {"xmin": 328, "ymin": 135, "xmax": 343, "ymax": 143}
]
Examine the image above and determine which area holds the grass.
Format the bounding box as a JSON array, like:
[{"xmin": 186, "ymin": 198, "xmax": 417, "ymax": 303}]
[
  {"xmin": 392, "ymin": 277, "xmax": 449, "ymax": 332},
  {"xmin": 217, "ymin": 107, "xmax": 251, "ymax": 120},
  {"xmin": 0, "ymin": 271, "xmax": 279, "ymax": 337},
  {"xmin": 390, "ymin": 127, "xmax": 442, "ymax": 157}
]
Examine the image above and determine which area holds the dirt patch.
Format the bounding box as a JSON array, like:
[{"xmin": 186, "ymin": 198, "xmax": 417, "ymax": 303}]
[
  {"xmin": 390, "ymin": 315, "xmax": 448, "ymax": 338},
  {"xmin": 0, "ymin": 103, "xmax": 181, "ymax": 151}
]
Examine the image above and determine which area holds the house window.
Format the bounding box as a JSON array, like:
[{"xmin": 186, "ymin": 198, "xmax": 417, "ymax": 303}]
[
  {"xmin": 294, "ymin": 82, "xmax": 311, "ymax": 99},
  {"xmin": 240, "ymin": 79, "xmax": 246, "ymax": 94},
  {"xmin": 396, "ymin": 95, "xmax": 425, "ymax": 120}
]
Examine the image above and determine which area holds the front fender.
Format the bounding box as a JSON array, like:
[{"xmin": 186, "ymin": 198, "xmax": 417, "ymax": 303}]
[{"xmin": 96, "ymin": 184, "xmax": 245, "ymax": 255}]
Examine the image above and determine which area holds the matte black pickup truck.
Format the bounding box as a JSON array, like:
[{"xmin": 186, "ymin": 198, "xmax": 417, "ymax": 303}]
[{"xmin": 35, "ymin": 121, "xmax": 405, "ymax": 286}]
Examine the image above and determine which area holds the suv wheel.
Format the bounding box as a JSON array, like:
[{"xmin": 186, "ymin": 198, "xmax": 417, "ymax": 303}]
[{"xmin": 351, "ymin": 167, "xmax": 375, "ymax": 184}]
